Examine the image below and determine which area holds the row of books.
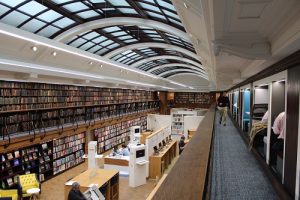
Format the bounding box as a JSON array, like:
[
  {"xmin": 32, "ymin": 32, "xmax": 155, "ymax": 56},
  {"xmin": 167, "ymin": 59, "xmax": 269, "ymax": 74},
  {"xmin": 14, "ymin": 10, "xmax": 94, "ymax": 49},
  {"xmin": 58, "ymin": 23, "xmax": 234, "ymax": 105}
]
[
  {"xmin": 53, "ymin": 144, "xmax": 83, "ymax": 160},
  {"xmin": 53, "ymin": 133, "xmax": 85, "ymax": 146},
  {"xmin": 53, "ymin": 155, "xmax": 84, "ymax": 175},
  {"xmin": 53, "ymin": 140, "xmax": 84, "ymax": 152},
  {"xmin": 94, "ymin": 115, "xmax": 147, "ymax": 153}
]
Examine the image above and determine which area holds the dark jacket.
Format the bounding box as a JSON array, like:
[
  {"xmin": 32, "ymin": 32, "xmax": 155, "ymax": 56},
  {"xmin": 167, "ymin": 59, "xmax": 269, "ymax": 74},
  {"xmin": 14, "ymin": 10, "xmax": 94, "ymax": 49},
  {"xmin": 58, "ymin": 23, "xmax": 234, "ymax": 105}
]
[
  {"xmin": 217, "ymin": 96, "xmax": 230, "ymax": 108},
  {"xmin": 179, "ymin": 140, "xmax": 185, "ymax": 154},
  {"xmin": 68, "ymin": 189, "xmax": 86, "ymax": 200}
]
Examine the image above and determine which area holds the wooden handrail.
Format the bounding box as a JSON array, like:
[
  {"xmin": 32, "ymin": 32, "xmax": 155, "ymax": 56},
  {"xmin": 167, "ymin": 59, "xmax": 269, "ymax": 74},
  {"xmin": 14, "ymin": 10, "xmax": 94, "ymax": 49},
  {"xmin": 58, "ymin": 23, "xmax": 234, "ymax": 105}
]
[{"xmin": 150, "ymin": 105, "xmax": 216, "ymax": 200}]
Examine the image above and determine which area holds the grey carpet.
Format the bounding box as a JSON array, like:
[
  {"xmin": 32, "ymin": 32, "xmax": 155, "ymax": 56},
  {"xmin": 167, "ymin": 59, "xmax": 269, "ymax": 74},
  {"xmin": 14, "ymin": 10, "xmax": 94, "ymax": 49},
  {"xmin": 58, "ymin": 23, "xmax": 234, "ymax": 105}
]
[{"xmin": 210, "ymin": 112, "xmax": 279, "ymax": 200}]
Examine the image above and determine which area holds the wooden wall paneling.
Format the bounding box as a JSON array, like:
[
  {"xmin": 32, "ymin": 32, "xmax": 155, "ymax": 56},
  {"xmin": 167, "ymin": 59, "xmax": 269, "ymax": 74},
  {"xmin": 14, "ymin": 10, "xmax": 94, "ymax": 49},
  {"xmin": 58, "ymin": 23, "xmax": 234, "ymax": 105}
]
[
  {"xmin": 284, "ymin": 65, "xmax": 300, "ymax": 196},
  {"xmin": 159, "ymin": 91, "xmax": 168, "ymax": 115},
  {"xmin": 250, "ymin": 83, "xmax": 254, "ymax": 130}
]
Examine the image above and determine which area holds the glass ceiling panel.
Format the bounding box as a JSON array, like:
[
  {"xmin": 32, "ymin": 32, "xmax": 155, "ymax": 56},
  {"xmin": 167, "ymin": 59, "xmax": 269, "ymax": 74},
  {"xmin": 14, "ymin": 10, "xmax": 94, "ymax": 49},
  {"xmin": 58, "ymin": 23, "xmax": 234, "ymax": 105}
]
[
  {"xmin": 21, "ymin": 19, "xmax": 46, "ymax": 33},
  {"xmin": 38, "ymin": 25, "xmax": 60, "ymax": 38},
  {"xmin": 2, "ymin": 0, "xmax": 26, "ymax": 7},
  {"xmin": 118, "ymin": 8, "xmax": 138, "ymax": 14},
  {"xmin": 146, "ymin": 11, "xmax": 166, "ymax": 20},
  {"xmin": 53, "ymin": 17, "xmax": 75, "ymax": 28},
  {"xmin": 163, "ymin": 9, "xmax": 180, "ymax": 20},
  {"xmin": 1, "ymin": 11, "xmax": 30, "ymax": 27},
  {"xmin": 18, "ymin": 1, "xmax": 47, "ymax": 15},
  {"xmin": 0, "ymin": 4, "xmax": 9, "ymax": 16},
  {"xmin": 157, "ymin": 0, "xmax": 176, "ymax": 11},
  {"xmin": 63, "ymin": 2, "xmax": 89, "ymax": 13},
  {"xmin": 138, "ymin": 2, "xmax": 161, "ymax": 13},
  {"xmin": 77, "ymin": 10, "xmax": 99, "ymax": 19},
  {"xmin": 109, "ymin": 0, "xmax": 130, "ymax": 7},
  {"xmin": 37, "ymin": 10, "xmax": 62, "ymax": 22}
]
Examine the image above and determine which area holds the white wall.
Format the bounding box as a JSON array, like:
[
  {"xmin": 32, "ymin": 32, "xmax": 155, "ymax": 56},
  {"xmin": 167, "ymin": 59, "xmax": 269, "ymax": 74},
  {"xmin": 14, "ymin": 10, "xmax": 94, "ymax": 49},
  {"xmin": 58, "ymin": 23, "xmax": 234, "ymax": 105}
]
[
  {"xmin": 147, "ymin": 114, "xmax": 171, "ymax": 131},
  {"xmin": 254, "ymin": 88, "xmax": 269, "ymax": 104},
  {"xmin": 183, "ymin": 116, "xmax": 204, "ymax": 138}
]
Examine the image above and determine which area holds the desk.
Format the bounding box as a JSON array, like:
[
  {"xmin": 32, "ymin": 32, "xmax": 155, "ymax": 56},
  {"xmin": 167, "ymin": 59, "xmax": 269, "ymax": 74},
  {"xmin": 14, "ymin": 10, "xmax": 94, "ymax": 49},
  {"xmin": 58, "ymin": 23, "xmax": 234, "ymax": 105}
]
[
  {"xmin": 64, "ymin": 169, "xmax": 119, "ymax": 200},
  {"xmin": 188, "ymin": 129, "xmax": 196, "ymax": 139},
  {"xmin": 149, "ymin": 140, "xmax": 177, "ymax": 179},
  {"xmin": 140, "ymin": 131, "xmax": 152, "ymax": 144},
  {"xmin": 104, "ymin": 156, "xmax": 129, "ymax": 176}
]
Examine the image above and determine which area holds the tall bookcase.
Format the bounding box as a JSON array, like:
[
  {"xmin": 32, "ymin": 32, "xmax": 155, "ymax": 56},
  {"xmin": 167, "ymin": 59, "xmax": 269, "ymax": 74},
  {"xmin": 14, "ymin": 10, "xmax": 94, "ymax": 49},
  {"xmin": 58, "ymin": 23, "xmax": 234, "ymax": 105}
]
[
  {"xmin": 0, "ymin": 81, "xmax": 159, "ymax": 140},
  {"xmin": 0, "ymin": 132, "xmax": 86, "ymax": 189},
  {"xmin": 93, "ymin": 116, "xmax": 147, "ymax": 153}
]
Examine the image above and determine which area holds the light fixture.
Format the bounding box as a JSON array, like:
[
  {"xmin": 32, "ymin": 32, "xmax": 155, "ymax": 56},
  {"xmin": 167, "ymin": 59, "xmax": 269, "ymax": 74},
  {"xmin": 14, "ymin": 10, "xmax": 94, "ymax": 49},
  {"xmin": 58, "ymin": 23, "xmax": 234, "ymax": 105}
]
[
  {"xmin": 89, "ymin": 61, "xmax": 93, "ymax": 65},
  {"xmin": 183, "ymin": 2, "xmax": 188, "ymax": 8},
  {"xmin": 120, "ymin": 69, "xmax": 123, "ymax": 73},
  {"xmin": 31, "ymin": 46, "xmax": 37, "ymax": 52},
  {"xmin": 51, "ymin": 51, "xmax": 57, "ymax": 56},
  {"xmin": 196, "ymin": 39, "xmax": 200, "ymax": 45},
  {"xmin": 100, "ymin": 64, "xmax": 103, "ymax": 68}
]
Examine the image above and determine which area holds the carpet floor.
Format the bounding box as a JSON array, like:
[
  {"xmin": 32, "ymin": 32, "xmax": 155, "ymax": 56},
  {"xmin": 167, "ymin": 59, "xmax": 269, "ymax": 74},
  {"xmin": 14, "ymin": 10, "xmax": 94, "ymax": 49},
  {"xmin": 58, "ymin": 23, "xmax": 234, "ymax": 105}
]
[{"xmin": 210, "ymin": 112, "xmax": 279, "ymax": 200}]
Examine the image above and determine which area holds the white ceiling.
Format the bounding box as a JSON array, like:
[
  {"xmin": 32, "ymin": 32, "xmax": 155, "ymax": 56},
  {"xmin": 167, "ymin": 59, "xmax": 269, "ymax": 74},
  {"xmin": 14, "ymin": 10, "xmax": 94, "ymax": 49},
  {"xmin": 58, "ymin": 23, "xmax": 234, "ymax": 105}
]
[
  {"xmin": 0, "ymin": 0, "xmax": 299, "ymax": 92},
  {"xmin": 172, "ymin": 0, "xmax": 300, "ymax": 90}
]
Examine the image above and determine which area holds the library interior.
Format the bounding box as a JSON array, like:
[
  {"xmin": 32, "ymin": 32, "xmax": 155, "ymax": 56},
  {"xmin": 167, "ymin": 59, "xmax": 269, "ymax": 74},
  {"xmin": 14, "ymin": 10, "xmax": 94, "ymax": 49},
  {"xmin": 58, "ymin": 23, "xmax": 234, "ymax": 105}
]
[{"xmin": 0, "ymin": 0, "xmax": 300, "ymax": 200}]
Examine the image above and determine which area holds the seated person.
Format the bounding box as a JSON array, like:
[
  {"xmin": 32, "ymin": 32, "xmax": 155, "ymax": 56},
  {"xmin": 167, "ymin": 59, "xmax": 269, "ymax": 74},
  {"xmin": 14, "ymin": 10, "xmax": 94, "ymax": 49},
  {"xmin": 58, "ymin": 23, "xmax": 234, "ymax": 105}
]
[
  {"xmin": 179, "ymin": 136, "xmax": 186, "ymax": 154},
  {"xmin": 68, "ymin": 182, "xmax": 86, "ymax": 200},
  {"xmin": 112, "ymin": 146, "xmax": 120, "ymax": 156},
  {"xmin": 271, "ymin": 112, "xmax": 286, "ymax": 163},
  {"xmin": 249, "ymin": 110, "xmax": 268, "ymax": 149},
  {"xmin": 120, "ymin": 144, "xmax": 130, "ymax": 156}
]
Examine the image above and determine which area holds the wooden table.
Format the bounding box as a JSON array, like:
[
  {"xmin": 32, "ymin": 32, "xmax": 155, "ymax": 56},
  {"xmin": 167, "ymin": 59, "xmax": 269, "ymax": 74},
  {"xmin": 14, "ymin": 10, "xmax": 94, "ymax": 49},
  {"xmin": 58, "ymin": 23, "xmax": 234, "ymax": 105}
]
[
  {"xmin": 188, "ymin": 129, "xmax": 196, "ymax": 139},
  {"xmin": 149, "ymin": 140, "xmax": 177, "ymax": 179},
  {"xmin": 140, "ymin": 131, "xmax": 153, "ymax": 144},
  {"xmin": 64, "ymin": 169, "xmax": 119, "ymax": 200}
]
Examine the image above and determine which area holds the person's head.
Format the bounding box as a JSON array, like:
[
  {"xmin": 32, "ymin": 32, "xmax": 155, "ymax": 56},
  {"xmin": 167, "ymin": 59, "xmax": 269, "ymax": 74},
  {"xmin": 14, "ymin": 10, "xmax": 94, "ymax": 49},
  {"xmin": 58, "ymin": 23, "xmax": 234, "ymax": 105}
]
[
  {"xmin": 181, "ymin": 136, "xmax": 185, "ymax": 141},
  {"xmin": 113, "ymin": 146, "xmax": 118, "ymax": 152},
  {"xmin": 121, "ymin": 144, "xmax": 127, "ymax": 148},
  {"xmin": 72, "ymin": 182, "xmax": 80, "ymax": 191}
]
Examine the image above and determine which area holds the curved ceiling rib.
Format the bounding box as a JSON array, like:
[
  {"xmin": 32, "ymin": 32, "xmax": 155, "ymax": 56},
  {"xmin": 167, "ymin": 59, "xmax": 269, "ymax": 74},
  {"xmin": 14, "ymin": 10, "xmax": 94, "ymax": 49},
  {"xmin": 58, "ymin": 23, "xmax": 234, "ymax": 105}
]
[
  {"xmin": 131, "ymin": 55, "xmax": 206, "ymax": 72},
  {"xmin": 158, "ymin": 69, "xmax": 208, "ymax": 78},
  {"xmin": 165, "ymin": 72, "xmax": 208, "ymax": 79},
  {"xmin": 54, "ymin": 17, "xmax": 189, "ymax": 42},
  {"xmin": 147, "ymin": 63, "xmax": 201, "ymax": 73},
  {"xmin": 104, "ymin": 42, "xmax": 201, "ymax": 61}
]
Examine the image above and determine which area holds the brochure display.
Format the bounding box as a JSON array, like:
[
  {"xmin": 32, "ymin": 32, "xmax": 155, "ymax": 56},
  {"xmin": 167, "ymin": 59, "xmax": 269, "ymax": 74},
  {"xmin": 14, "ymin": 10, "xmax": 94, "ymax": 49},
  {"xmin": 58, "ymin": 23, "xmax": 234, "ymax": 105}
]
[{"xmin": 129, "ymin": 145, "xmax": 148, "ymax": 187}]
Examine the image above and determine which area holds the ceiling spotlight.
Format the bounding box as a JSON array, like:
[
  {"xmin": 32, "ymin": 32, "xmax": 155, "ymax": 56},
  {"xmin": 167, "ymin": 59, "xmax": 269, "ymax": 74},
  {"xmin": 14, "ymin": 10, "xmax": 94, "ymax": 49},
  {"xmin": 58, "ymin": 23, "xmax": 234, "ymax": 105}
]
[
  {"xmin": 126, "ymin": 71, "xmax": 129, "ymax": 74},
  {"xmin": 120, "ymin": 69, "xmax": 123, "ymax": 73},
  {"xmin": 100, "ymin": 64, "xmax": 103, "ymax": 68},
  {"xmin": 89, "ymin": 61, "xmax": 93, "ymax": 65},
  {"xmin": 183, "ymin": 2, "xmax": 188, "ymax": 8},
  {"xmin": 51, "ymin": 51, "xmax": 57, "ymax": 56},
  {"xmin": 31, "ymin": 46, "xmax": 37, "ymax": 52}
]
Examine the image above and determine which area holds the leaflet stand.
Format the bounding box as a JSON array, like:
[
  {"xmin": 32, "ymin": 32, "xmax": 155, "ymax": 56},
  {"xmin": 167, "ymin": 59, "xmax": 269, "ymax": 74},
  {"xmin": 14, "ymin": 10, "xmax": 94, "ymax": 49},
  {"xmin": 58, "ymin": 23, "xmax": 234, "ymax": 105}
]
[
  {"xmin": 130, "ymin": 126, "xmax": 141, "ymax": 145},
  {"xmin": 129, "ymin": 144, "xmax": 149, "ymax": 187},
  {"xmin": 88, "ymin": 141, "xmax": 97, "ymax": 169}
]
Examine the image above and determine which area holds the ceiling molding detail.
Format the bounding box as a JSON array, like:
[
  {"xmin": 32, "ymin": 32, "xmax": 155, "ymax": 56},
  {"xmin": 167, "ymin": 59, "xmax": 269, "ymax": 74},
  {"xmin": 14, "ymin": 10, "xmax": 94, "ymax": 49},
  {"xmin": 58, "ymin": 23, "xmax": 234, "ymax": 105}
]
[
  {"xmin": 104, "ymin": 42, "xmax": 201, "ymax": 61},
  {"xmin": 147, "ymin": 63, "xmax": 202, "ymax": 73},
  {"xmin": 158, "ymin": 69, "xmax": 207, "ymax": 78}
]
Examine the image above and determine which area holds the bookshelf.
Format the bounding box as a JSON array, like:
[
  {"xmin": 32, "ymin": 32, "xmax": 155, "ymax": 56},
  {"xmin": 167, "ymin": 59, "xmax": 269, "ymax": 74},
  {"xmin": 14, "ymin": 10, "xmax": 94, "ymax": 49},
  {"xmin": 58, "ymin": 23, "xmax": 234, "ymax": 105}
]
[
  {"xmin": 171, "ymin": 109, "xmax": 197, "ymax": 136},
  {"xmin": 0, "ymin": 80, "xmax": 159, "ymax": 140},
  {"xmin": 52, "ymin": 132, "xmax": 85, "ymax": 175},
  {"xmin": 174, "ymin": 92, "xmax": 212, "ymax": 104},
  {"xmin": 93, "ymin": 116, "xmax": 147, "ymax": 153},
  {"xmin": 0, "ymin": 132, "xmax": 86, "ymax": 188}
]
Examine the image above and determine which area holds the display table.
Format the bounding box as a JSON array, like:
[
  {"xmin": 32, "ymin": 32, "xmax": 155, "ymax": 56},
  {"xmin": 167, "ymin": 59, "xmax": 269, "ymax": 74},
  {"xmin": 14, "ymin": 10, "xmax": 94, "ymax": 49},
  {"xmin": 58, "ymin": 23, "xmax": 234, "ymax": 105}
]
[
  {"xmin": 82, "ymin": 154, "xmax": 104, "ymax": 168},
  {"xmin": 104, "ymin": 155, "xmax": 129, "ymax": 176},
  {"xmin": 140, "ymin": 131, "xmax": 153, "ymax": 144},
  {"xmin": 26, "ymin": 188, "xmax": 40, "ymax": 200},
  {"xmin": 64, "ymin": 169, "xmax": 119, "ymax": 200},
  {"xmin": 149, "ymin": 140, "xmax": 177, "ymax": 179},
  {"xmin": 188, "ymin": 129, "xmax": 196, "ymax": 139}
]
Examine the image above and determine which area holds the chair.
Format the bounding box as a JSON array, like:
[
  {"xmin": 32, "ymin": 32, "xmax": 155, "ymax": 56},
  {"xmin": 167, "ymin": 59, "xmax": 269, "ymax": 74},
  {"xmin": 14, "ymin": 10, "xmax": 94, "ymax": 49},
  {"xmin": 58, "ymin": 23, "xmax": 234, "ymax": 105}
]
[
  {"xmin": 0, "ymin": 189, "xmax": 18, "ymax": 200},
  {"xmin": 17, "ymin": 173, "xmax": 40, "ymax": 198}
]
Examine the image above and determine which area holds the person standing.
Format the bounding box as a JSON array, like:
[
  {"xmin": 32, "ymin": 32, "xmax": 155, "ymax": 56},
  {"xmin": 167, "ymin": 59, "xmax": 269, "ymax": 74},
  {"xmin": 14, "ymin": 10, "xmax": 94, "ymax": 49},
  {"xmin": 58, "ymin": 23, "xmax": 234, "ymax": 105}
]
[
  {"xmin": 179, "ymin": 136, "xmax": 186, "ymax": 154},
  {"xmin": 217, "ymin": 92, "xmax": 230, "ymax": 126}
]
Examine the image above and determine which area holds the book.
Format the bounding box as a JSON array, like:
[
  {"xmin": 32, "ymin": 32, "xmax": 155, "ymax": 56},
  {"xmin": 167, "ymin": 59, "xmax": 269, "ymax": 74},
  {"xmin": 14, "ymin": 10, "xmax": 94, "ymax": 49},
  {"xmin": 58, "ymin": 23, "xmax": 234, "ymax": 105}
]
[
  {"xmin": 7, "ymin": 178, "xmax": 13, "ymax": 186},
  {"xmin": 8, "ymin": 169, "xmax": 13, "ymax": 176},
  {"xmin": 7, "ymin": 153, "xmax": 13, "ymax": 160},
  {"xmin": 39, "ymin": 157, "xmax": 44, "ymax": 164},
  {"xmin": 13, "ymin": 159, "xmax": 19, "ymax": 166},
  {"xmin": 13, "ymin": 176, "xmax": 18, "ymax": 183},
  {"xmin": 2, "ymin": 155, "xmax": 5, "ymax": 162},
  {"xmin": 14, "ymin": 150, "xmax": 20, "ymax": 158},
  {"xmin": 6, "ymin": 161, "xmax": 11, "ymax": 168},
  {"xmin": 33, "ymin": 152, "xmax": 37, "ymax": 159},
  {"xmin": 28, "ymin": 154, "xmax": 33, "ymax": 161}
]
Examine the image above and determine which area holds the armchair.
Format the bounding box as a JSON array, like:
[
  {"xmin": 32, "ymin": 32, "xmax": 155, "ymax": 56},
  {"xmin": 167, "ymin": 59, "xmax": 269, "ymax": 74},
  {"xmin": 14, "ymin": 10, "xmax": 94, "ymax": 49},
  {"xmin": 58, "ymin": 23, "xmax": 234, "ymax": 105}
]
[
  {"xmin": 17, "ymin": 174, "xmax": 40, "ymax": 198},
  {"xmin": 0, "ymin": 189, "xmax": 18, "ymax": 200}
]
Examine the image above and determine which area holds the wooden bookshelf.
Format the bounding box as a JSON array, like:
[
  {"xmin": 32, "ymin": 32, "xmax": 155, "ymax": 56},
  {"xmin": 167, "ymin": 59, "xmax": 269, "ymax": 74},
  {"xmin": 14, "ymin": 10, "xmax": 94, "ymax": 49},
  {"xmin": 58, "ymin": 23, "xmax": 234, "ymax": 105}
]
[
  {"xmin": 173, "ymin": 92, "xmax": 215, "ymax": 108},
  {"xmin": 0, "ymin": 80, "xmax": 159, "ymax": 141},
  {"xmin": 0, "ymin": 132, "xmax": 86, "ymax": 188},
  {"xmin": 93, "ymin": 116, "xmax": 147, "ymax": 154}
]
